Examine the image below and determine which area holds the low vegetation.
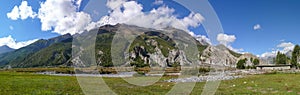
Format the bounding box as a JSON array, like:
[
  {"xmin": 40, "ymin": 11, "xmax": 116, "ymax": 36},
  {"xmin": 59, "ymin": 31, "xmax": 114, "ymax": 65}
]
[
  {"xmin": 236, "ymin": 59, "xmax": 247, "ymax": 69},
  {"xmin": 236, "ymin": 58, "xmax": 259, "ymax": 69},
  {"xmin": 1, "ymin": 71, "xmax": 300, "ymax": 94}
]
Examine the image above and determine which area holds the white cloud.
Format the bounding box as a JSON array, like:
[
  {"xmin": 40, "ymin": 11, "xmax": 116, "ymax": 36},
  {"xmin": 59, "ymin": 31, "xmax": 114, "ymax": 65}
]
[
  {"xmin": 195, "ymin": 35, "xmax": 211, "ymax": 45},
  {"xmin": 9, "ymin": 26, "xmax": 14, "ymax": 30},
  {"xmin": 260, "ymin": 51, "xmax": 277, "ymax": 58},
  {"xmin": 88, "ymin": 1, "xmax": 204, "ymax": 33},
  {"xmin": 106, "ymin": 0, "xmax": 126, "ymax": 10},
  {"xmin": 85, "ymin": 0, "xmax": 210, "ymax": 44},
  {"xmin": 217, "ymin": 33, "xmax": 236, "ymax": 45},
  {"xmin": 153, "ymin": 0, "xmax": 164, "ymax": 5},
  {"xmin": 0, "ymin": 36, "xmax": 38, "ymax": 49},
  {"xmin": 277, "ymin": 42, "xmax": 295, "ymax": 53},
  {"xmin": 260, "ymin": 42, "xmax": 295, "ymax": 58},
  {"xmin": 253, "ymin": 24, "xmax": 261, "ymax": 30},
  {"xmin": 7, "ymin": 0, "xmax": 208, "ymax": 45},
  {"xmin": 7, "ymin": 6, "xmax": 19, "ymax": 20},
  {"xmin": 38, "ymin": 0, "xmax": 91, "ymax": 35},
  {"xmin": 7, "ymin": 1, "xmax": 37, "ymax": 20},
  {"xmin": 75, "ymin": 0, "xmax": 83, "ymax": 8},
  {"xmin": 217, "ymin": 33, "xmax": 243, "ymax": 52},
  {"xmin": 7, "ymin": 0, "xmax": 92, "ymax": 35}
]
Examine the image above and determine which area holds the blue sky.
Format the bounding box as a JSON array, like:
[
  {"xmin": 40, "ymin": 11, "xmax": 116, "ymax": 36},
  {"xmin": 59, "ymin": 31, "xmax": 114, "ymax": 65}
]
[
  {"xmin": 0, "ymin": 0, "xmax": 299, "ymax": 57},
  {"xmin": 0, "ymin": 0, "xmax": 59, "ymax": 41},
  {"xmin": 210, "ymin": 0, "xmax": 300, "ymax": 56}
]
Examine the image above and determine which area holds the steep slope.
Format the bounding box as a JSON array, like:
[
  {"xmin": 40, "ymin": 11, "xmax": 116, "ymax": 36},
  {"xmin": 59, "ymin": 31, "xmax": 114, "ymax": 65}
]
[
  {"xmin": 200, "ymin": 45, "xmax": 238, "ymax": 67},
  {"xmin": 0, "ymin": 24, "xmax": 242, "ymax": 68},
  {"xmin": 0, "ymin": 45, "xmax": 14, "ymax": 54},
  {"xmin": 16, "ymin": 38, "xmax": 73, "ymax": 67},
  {"xmin": 0, "ymin": 34, "xmax": 72, "ymax": 67},
  {"xmin": 216, "ymin": 44, "xmax": 242, "ymax": 58},
  {"xmin": 94, "ymin": 24, "xmax": 205, "ymax": 67},
  {"xmin": 238, "ymin": 53, "xmax": 259, "ymax": 66}
]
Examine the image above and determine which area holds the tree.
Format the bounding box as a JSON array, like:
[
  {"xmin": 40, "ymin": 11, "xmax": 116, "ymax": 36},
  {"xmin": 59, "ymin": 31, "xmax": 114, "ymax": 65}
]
[
  {"xmin": 237, "ymin": 59, "xmax": 246, "ymax": 69},
  {"xmin": 276, "ymin": 51, "xmax": 288, "ymax": 65},
  {"xmin": 253, "ymin": 58, "xmax": 260, "ymax": 65},
  {"xmin": 291, "ymin": 45, "xmax": 300, "ymax": 68}
]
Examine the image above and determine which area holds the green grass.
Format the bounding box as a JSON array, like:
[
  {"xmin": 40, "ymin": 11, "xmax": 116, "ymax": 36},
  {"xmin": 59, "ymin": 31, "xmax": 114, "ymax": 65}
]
[
  {"xmin": 0, "ymin": 72, "xmax": 82, "ymax": 95},
  {"xmin": 1, "ymin": 72, "xmax": 300, "ymax": 94}
]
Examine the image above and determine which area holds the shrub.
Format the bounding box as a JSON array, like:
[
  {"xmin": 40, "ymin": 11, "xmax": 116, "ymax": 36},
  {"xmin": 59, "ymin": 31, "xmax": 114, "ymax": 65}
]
[{"xmin": 237, "ymin": 59, "xmax": 246, "ymax": 69}]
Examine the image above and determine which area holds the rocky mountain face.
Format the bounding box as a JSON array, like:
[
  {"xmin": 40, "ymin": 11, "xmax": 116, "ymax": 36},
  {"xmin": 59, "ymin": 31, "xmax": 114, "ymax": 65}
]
[
  {"xmin": 125, "ymin": 31, "xmax": 193, "ymax": 67},
  {"xmin": 0, "ymin": 24, "xmax": 245, "ymax": 68},
  {"xmin": 0, "ymin": 45, "xmax": 14, "ymax": 54},
  {"xmin": 200, "ymin": 45, "xmax": 238, "ymax": 67},
  {"xmin": 238, "ymin": 53, "xmax": 259, "ymax": 66}
]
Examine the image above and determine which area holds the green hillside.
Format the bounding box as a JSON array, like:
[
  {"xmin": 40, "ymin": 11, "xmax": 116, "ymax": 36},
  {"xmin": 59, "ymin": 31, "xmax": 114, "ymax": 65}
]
[{"xmin": 0, "ymin": 24, "xmax": 211, "ymax": 68}]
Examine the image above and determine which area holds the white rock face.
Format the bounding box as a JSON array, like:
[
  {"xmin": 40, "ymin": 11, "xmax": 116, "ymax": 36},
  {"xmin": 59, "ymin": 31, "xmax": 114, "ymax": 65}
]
[
  {"xmin": 238, "ymin": 53, "xmax": 258, "ymax": 66},
  {"xmin": 130, "ymin": 43, "xmax": 192, "ymax": 67},
  {"xmin": 200, "ymin": 45, "xmax": 237, "ymax": 67}
]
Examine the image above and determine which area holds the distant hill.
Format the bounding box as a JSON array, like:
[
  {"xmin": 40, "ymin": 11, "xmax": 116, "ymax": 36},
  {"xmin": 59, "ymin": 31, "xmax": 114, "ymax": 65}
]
[
  {"xmin": 0, "ymin": 45, "xmax": 14, "ymax": 54},
  {"xmin": 0, "ymin": 24, "xmax": 243, "ymax": 68},
  {"xmin": 0, "ymin": 33, "xmax": 72, "ymax": 67}
]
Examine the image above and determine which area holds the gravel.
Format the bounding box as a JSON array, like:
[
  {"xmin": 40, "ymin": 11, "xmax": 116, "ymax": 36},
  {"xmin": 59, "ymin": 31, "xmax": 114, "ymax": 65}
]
[
  {"xmin": 39, "ymin": 72, "xmax": 137, "ymax": 77},
  {"xmin": 166, "ymin": 75, "xmax": 242, "ymax": 83}
]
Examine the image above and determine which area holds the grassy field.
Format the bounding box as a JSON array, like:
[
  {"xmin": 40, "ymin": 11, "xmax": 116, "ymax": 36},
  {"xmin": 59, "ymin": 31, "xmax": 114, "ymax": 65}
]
[{"xmin": 1, "ymin": 71, "xmax": 300, "ymax": 95}]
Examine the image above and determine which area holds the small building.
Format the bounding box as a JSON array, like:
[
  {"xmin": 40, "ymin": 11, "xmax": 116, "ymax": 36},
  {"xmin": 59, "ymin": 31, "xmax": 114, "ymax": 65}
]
[{"xmin": 256, "ymin": 64, "xmax": 292, "ymax": 70}]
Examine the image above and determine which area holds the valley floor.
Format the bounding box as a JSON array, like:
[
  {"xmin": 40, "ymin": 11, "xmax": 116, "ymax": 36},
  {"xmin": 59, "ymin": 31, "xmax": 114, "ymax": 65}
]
[{"xmin": 1, "ymin": 71, "xmax": 300, "ymax": 94}]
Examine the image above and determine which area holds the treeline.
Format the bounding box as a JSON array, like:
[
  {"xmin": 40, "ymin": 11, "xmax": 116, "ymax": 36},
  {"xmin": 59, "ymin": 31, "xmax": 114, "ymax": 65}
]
[
  {"xmin": 275, "ymin": 45, "xmax": 300, "ymax": 68},
  {"xmin": 291, "ymin": 45, "xmax": 300, "ymax": 68},
  {"xmin": 237, "ymin": 44, "xmax": 300, "ymax": 69},
  {"xmin": 236, "ymin": 58, "xmax": 260, "ymax": 69}
]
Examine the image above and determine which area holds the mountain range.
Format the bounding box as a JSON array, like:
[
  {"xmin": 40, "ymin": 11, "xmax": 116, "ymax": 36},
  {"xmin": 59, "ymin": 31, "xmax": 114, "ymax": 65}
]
[
  {"xmin": 0, "ymin": 24, "xmax": 258, "ymax": 68},
  {"xmin": 0, "ymin": 45, "xmax": 14, "ymax": 54}
]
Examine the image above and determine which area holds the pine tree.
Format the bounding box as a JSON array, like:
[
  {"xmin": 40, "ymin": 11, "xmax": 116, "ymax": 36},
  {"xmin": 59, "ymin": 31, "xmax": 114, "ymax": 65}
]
[
  {"xmin": 276, "ymin": 51, "xmax": 287, "ymax": 65},
  {"xmin": 291, "ymin": 45, "xmax": 300, "ymax": 68}
]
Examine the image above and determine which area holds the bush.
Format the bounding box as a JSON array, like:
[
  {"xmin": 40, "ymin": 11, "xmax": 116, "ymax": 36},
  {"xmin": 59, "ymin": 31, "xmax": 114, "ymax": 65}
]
[
  {"xmin": 253, "ymin": 58, "xmax": 260, "ymax": 65},
  {"xmin": 199, "ymin": 67, "xmax": 210, "ymax": 73},
  {"xmin": 237, "ymin": 59, "xmax": 246, "ymax": 69}
]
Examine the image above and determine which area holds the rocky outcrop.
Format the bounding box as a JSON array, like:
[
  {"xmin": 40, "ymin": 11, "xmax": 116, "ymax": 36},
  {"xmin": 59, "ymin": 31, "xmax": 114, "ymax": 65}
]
[
  {"xmin": 0, "ymin": 24, "xmax": 246, "ymax": 68},
  {"xmin": 200, "ymin": 45, "xmax": 237, "ymax": 67},
  {"xmin": 129, "ymin": 39, "xmax": 191, "ymax": 67},
  {"xmin": 238, "ymin": 53, "xmax": 258, "ymax": 66}
]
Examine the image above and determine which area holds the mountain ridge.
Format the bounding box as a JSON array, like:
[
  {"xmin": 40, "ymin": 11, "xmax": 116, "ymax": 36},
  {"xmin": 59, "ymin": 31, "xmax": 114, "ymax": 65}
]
[
  {"xmin": 0, "ymin": 24, "xmax": 246, "ymax": 68},
  {"xmin": 0, "ymin": 45, "xmax": 14, "ymax": 54}
]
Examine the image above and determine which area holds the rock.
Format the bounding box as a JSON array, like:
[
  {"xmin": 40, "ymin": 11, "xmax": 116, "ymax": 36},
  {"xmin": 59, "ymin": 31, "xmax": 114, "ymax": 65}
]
[{"xmin": 201, "ymin": 45, "xmax": 237, "ymax": 67}]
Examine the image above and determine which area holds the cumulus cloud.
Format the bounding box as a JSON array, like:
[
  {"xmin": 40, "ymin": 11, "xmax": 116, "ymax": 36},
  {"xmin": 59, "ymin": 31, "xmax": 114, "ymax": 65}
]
[
  {"xmin": 7, "ymin": 0, "xmax": 210, "ymax": 45},
  {"xmin": 0, "ymin": 36, "xmax": 38, "ymax": 49},
  {"xmin": 75, "ymin": 0, "xmax": 83, "ymax": 8},
  {"xmin": 260, "ymin": 51, "xmax": 277, "ymax": 58},
  {"xmin": 217, "ymin": 33, "xmax": 236, "ymax": 46},
  {"xmin": 7, "ymin": 1, "xmax": 37, "ymax": 20},
  {"xmin": 88, "ymin": 0, "xmax": 204, "ymax": 33},
  {"xmin": 195, "ymin": 35, "xmax": 211, "ymax": 45},
  {"xmin": 84, "ymin": 0, "xmax": 208, "ymax": 43},
  {"xmin": 7, "ymin": 6, "xmax": 19, "ymax": 20},
  {"xmin": 277, "ymin": 42, "xmax": 295, "ymax": 53},
  {"xmin": 38, "ymin": 0, "xmax": 92, "ymax": 35},
  {"xmin": 253, "ymin": 24, "xmax": 261, "ymax": 30},
  {"xmin": 217, "ymin": 33, "xmax": 243, "ymax": 52},
  {"xmin": 260, "ymin": 42, "xmax": 295, "ymax": 58}
]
